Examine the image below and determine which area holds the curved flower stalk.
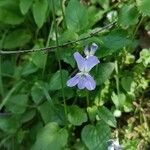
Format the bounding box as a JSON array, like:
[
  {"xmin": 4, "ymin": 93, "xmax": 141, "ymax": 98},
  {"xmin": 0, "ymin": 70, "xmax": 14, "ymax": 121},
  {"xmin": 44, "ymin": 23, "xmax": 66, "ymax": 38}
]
[{"xmin": 67, "ymin": 43, "xmax": 99, "ymax": 90}]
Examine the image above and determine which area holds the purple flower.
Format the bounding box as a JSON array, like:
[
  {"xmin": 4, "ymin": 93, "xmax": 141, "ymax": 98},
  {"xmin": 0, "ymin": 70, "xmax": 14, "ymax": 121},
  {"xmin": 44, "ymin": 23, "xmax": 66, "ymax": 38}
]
[
  {"xmin": 67, "ymin": 45, "xmax": 99, "ymax": 90},
  {"xmin": 84, "ymin": 43, "xmax": 98, "ymax": 57},
  {"xmin": 108, "ymin": 139, "xmax": 122, "ymax": 150}
]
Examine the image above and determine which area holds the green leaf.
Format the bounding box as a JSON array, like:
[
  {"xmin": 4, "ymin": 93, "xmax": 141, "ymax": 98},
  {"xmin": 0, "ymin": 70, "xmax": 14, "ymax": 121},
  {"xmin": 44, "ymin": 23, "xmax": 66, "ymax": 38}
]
[
  {"xmin": 20, "ymin": 0, "xmax": 33, "ymax": 14},
  {"xmin": 38, "ymin": 102, "xmax": 53, "ymax": 124},
  {"xmin": 95, "ymin": 63, "xmax": 115, "ymax": 85},
  {"xmin": 97, "ymin": 106, "xmax": 117, "ymax": 127},
  {"xmin": 136, "ymin": 0, "xmax": 150, "ymax": 16},
  {"xmin": 81, "ymin": 121, "xmax": 111, "ymax": 150},
  {"xmin": 98, "ymin": 30, "xmax": 132, "ymax": 57},
  {"xmin": 97, "ymin": 0, "xmax": 109, "ymax": 10},
  {"xmin": 68, "ymin": 105, "xmax": 87, "ymax": 126},
  {"xmin": 87, "ymin": 106, "xmax": 98, "ymax": 122},
  {"xmin": 121, "ymin": 77, "xmax": 133, "ymax": 92},
  {"xmin": 2, "ymin": 29, "xmax": 31, "ymax": 49},
  {"xmin": 5, "ymin": 94, "xmax": 28, "ymax": 114},
  {"xmin": 31, "ymin": 51, "xmax": 47, "ymax": 69},
  {"xmin": 21, "ymin": 62, "xmax": 38, "ymax": 76},
  {"xmin": 49, "ymin": 70, "xmax": 69, "ymax": 91},
  {"xmin": 0, "ymin": 0, "xmax": 24, "ymax": 25},
  {"xmin": 21, "ymin": 110, "xmax": 36, "ymax": 123},
  {"xmin": 65, "ymin": 0, "xmax": 89, "ymax": 32},
  {"xmin": 38, "ymin": 102, "xmax": 66, "ymax": 125},
  {"xmin": 31, "ymin": 82, "xmax": 44, "ymax": 104},
  {"xmin": 32, "ymin": 0, "xmax": 48, "ymax": 28},
  {"xmin": 0, "ymin": 116, "xmax": 20, "ymax": 134},
  {"xmin": 118, "ymin": 5, "xmax": 139, "ymax": 27},
  {"xmin": 59, "ymin": 48, "xmax": 75, "ymax": 68},
  {"xmin": 111, "ymin": 92, "xmax": 126, "ymax": 108},
  {"xmin": 32, "ymin": 122, "xmax": 68, "ymax": 150}
]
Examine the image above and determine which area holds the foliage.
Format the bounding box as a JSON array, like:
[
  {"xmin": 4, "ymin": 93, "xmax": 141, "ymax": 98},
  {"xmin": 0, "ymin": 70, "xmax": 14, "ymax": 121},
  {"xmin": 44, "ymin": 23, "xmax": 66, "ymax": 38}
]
[{"xmin": 0, "ymin": 0, "xmax": 150, "ymax": 150}]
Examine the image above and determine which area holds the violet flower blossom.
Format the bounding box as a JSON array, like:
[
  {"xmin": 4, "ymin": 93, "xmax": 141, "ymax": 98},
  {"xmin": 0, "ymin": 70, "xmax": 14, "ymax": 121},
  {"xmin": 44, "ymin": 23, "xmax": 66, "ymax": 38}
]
[
  {"xmin": 67, "ymin": 43, "xmax": 99, "ymax": 90},
  {"xmin": 107, "ymin": 139, "xmax": 122, "ymax": 150}
]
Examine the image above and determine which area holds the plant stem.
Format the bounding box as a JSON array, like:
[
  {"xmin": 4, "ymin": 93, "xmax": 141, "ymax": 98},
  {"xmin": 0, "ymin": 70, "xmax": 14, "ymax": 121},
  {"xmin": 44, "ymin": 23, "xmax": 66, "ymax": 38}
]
[
  {"xmin": 86, "ymin": 90, "xmax": 89, "ymax": 106},
  {"xmin": 42, "ymin": 21, "xmax": 54, "ymax": 77},
  {"xmin": 132, "ymin": 16, "xmax": 144, "ymax": 39},
  {"xmin": 51, "ymin": 0, "xmax": 67, "ymax": 119},
  {"xmin": 0, "ymin": 31, "xmax": 8, "ymax": 98},
  {"xmin": 0, "ymin": 22, "xmax": 115, "ymax": 55},
  {"xmin": 0, "ymin": 56, "xmax": 4, "ymax": 97},
  {"xmin": 115, "ymin": 60, "xmax": 120, "ymax": 95},
  {"xmin": 60, "ymin": 0, "xmax": 67, "ymax": 28}
]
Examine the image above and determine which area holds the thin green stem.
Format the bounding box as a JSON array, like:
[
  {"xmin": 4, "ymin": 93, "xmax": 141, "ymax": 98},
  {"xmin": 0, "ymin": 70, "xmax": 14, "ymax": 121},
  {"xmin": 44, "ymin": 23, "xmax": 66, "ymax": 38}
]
[
  {"xmin": 0, "ymin": 31, "xmax": 8, "ymax": 97},
  {"xmin": 0, "ymin": 81, "xmax": 23, "ymax": 110},
  {"xmin": 86, "ymin": 90, "xmax": 89, "ymax": 106},
  {"xmin": 0, "ymin": 135, "xmax": 12, "ymax": 147},
  {"xmin": 0, "ymin": 22, "xmax": 115, "ymax": 55},
  {"xmin": 60, "ymin": 0, "xmax": 67, "ymax": 28},
  {"xmin": 0, "ymin": 56, "xmax": 4, "ymax": 97},
  {"xmin": 115, "ymin": 60, "xmax": 120, "ymax": 95},
  {"xmin": 42, "ymin": 22, "xmax": 54, "ymax": 77},
  {"xmin": 132, "ymin": 16, "xmax": 144, "ymax": 39},
  {"xmin": 52, "ymin": 0, "xmax": 67, "ymax": 119}
]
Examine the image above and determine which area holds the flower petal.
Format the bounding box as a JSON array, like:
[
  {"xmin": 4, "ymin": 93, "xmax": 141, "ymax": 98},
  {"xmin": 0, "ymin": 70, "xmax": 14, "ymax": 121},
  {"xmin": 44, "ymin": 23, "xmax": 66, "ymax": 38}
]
[
  {"xmin": 90, "ymin": 43, "xmax": 98, "ymax": 55},
  {"xmin": 67, "ymin": 74, "xmax": 80, "ymax": 87},
  {"xmin": 84, "ymin": 45, "xmax": 90, "ymax": 56},
  {"xmin": 77, "ymin": 76, "xmax": 86, "ymax": 89},
  {"xmin": 84, "ymin": 74, "xmax": 96, "ymax": 90},
  {"xmin": 74, "ymin": 52, "xmax": 85, "ymax": 72},
  {"xmin": 85, "ymin": 56, "xmax": 100, "ymax": 72}
]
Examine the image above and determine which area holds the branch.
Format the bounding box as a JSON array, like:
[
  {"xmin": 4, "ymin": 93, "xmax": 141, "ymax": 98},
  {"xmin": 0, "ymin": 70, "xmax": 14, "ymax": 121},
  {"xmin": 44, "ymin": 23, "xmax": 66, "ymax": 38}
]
[{"xmin": 0, "ymin": 22, "xmax": 116, "ymax": 55}]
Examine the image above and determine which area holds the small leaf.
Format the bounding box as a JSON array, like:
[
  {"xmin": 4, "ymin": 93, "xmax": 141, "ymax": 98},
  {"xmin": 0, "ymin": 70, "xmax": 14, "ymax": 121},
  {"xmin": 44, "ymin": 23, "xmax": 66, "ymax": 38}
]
[
  {"xmin": 31, "ymin": 51, "xmax": 47, "ymax": 69},
  {"xmin": 65, "ymin": 0, "xmax": 89, "ymax": 32},
  {"xmin": 97, "ymin": 106, "xmax": 117, "ymax": 128},
  {"xmin": 68, "ymin": 105, "xmax": 87, "ymax": 126},
  {"xmin": 32, "ymin": 0, "xmax": 48, "ymax": 28},
  {"xmin": 98, "ymin": 30, "xmax": 132, "ymax": 57},
  {"xmin": 31, "ymin": 82, "xmax": 44, "ymax": 104},
  {"xmin": 121, "ymin": 77, "xmax": 133, "ymax": 92},
  {"xmin": 118, "ymin": 4, "xmax": 139, "ymax": 27},
  {"xmin": 87, "ymin": 106, "xmax": 98, "ymax": 122},
  {"xmin": 32, "ymin": 122, "xmax": 68, "ymax": 150},
  {"xmin": 111, "ymin": 92, "xmax": 126, "ymax": 109},
  {"xmin": 0, "ymin": 1, "xmax": 24, "ymax": 25},
  {"xmin": 60, "ymin": 48, "xmax": 75, "ymax": 68},
  {"xmin": 97, "ymin": 0, "xmax": 109, "ymax": 10},
  {"xmin": 38, "ymin": 102, "xmax": 66, "ymax": 125},
  {"xmin": 21, "ymin": 110, "xmax": 36, "ymax": 123},
  {"xmin": 95, "ymin": 63, "xmax": 115, "ymax": 85},
  {"xmin": 0, "ymin": 116, "xmax": 20, "ymax": 134},
  {"xmin": 136, "ymin": 0, "xmax": 150, "ymax": 16},
  {"xmin": 20, "ymin": 0, "xmax": 33, "ymax": 14},
  {"xmin": 6, "ymin": 94, "xmax": 28, "ymax": 114},
  {"xmin": 81, "ymin": 121, "xmax": 111, "ymax": 150},
  {"xmin": 2, "ymin": 29, "xmax": 31, "ymax": 49},
  {"xmin": 21, "ymin": 62, "xmax": 38, "ymax": 76},
  {"xmin": 38, "ymin": 102, "xmax": 53, "ymax": 124},
  {"xmin": 49, "ymin": 70, "xmax": 69, "ymax": 91}
]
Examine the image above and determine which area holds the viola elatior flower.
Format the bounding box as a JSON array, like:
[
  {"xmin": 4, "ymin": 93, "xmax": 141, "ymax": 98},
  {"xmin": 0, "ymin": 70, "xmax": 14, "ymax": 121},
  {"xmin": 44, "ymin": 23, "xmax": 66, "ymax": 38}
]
[
  {"xmin": 67, "ymin": 50, "xmax": 99, "ymax": 90},
  {"xmin": 84, "ymin": 43, "xmax": 98, "ymax": 57},
  {"xmin": 84, "ymin": 43, "xmax": 100, "ymax": 64},
  {"xmin": 107, "ymin": 139, "xmax": 122, "ymax": 150}
]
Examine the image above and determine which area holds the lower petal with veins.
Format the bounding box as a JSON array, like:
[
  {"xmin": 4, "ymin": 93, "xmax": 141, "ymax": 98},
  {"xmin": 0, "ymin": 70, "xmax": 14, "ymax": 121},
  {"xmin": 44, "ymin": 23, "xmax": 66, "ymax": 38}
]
[
  {"xmin": 67, "ymin": 74, "xmax": 80, "ymax": 87},
  {"xmin": 77, "ymin": 76, "xmax": 86, "ymax": 89},
  {"xmin": 84, "ymin": 74, "xmax": 96, "ymax": 90}
]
